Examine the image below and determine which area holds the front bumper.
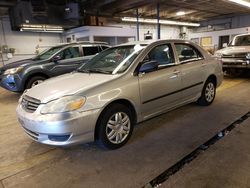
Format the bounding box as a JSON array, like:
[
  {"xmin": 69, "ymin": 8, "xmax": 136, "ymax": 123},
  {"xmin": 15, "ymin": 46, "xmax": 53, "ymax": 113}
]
[
  {"xmin": 16, "ymin": 104, "xmax": 101, "ymax": 146},
  {"xmin": 222, "ymin": 58, "xmax": 250, "ymax": 69},
  {"xmin": 0, "ymin": 73, "xmax": 23, "ymax": 92}
]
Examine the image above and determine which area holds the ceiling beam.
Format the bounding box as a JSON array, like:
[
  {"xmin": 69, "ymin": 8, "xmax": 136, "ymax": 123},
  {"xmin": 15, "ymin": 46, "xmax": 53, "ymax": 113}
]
[{"xmin": 0, "ymin": 0, "xmax": 16, "ymax": 7}]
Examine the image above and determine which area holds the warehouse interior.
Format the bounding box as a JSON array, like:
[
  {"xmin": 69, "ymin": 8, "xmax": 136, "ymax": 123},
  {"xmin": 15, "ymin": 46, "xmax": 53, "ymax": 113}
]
[{"xmin": 0, "ymin": 0, "xmax": 250, "ymax": 187}]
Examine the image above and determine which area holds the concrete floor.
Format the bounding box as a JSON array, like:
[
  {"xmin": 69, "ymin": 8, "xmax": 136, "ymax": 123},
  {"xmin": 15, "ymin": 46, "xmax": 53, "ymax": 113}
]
[{"xmin": 0, "ymin": 76, "xmax": 250, "ymax": 188}]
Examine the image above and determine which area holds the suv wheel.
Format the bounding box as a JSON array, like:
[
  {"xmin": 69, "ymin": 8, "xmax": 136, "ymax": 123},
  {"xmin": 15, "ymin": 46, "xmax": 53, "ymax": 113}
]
[
  {"xmin": 26, "ymin": 76, "xmax": 46, "ymax": 89},
  {"xmin": 197, "ymin": 79, "xmax": 216, "ymax": 106},
  {"xmin": 97, "ymin": 104, "xmax": 134, "ymax": 150}
]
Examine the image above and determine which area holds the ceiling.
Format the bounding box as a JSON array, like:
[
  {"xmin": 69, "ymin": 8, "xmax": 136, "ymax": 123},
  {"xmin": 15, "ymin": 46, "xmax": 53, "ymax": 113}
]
[
  {"xmin": 82, "ymin": 0, "xmax": 250, "ymax": 22},
  {"xmin": 0, "ymin": 0, "xmax": 250, "ymax": 23}
]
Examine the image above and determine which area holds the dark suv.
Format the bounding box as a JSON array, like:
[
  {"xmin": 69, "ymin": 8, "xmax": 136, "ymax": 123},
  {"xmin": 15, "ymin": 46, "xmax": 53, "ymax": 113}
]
[{"xmin": 0, "ymin": 42, "xmax": 110, "ymax": 92}]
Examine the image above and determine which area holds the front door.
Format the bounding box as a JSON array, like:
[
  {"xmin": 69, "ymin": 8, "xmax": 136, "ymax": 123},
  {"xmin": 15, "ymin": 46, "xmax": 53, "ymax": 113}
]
[
  {"xmin": 50, "ymin": 46, "xmax": 82, "ymax": 76},
  {"xmin": 138, "ymin": 43, "xmax": 182, "ymax": 119}
]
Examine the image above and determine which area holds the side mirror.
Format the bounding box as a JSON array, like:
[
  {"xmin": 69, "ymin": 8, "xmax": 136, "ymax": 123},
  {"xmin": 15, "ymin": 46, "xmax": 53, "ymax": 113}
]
[
  {"xmin": 52, "ymin": 55, "xmax": 62, "ymax": 63},
  {"xmin": 139, "ymin": 60, "xmax": 158, "ymax": 73}
]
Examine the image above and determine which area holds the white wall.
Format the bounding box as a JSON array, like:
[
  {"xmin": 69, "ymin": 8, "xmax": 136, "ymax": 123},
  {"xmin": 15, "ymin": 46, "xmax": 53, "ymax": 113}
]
[
  {"xmin": 132, "ymin": 23, "xmax": 180, "ymax": 41},
  {"xmin": 63, "ymin": 25, "xmax": 136, "ymax": 45},
  {"xmin": 63, "ymin": 23, "xmax": 181, "ymax": 45},
  {"xmin": 188, "ymin": 26, "xmax": 250, "ymax": 50},
  {"xmin": 0, "ymin": 16, "xmax": 63, "ymax": 66}
]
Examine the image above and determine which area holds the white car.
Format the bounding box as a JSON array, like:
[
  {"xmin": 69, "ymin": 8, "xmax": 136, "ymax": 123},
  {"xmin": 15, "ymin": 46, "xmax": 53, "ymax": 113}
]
[{"xmin": 215, "ymin": 33, "xmax": 250, "ymax": 75}]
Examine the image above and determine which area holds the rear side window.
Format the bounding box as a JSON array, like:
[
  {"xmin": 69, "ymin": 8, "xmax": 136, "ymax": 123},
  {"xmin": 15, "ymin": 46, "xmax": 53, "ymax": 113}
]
[
  {"xmin": 82, "ymin": 46, "xmax": 99, "ymax": 56},
  {"xmin": 175, "ymin": 44, "xmax": 203, "ymax": 63}
]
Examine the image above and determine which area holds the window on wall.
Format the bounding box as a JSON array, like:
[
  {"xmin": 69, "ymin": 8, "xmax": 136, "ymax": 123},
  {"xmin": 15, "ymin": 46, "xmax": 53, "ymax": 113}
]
[
  {"xmin": 175, "ymin": 44, "xmax": 203, "ymax": 63},
  {"xmin": 77, "ymin": 37, "xmax": 90, "ymax": 42}
]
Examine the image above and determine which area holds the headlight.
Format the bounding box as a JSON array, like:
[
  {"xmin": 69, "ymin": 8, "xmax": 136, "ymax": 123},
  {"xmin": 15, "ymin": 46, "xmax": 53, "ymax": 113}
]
[
  {"xmin": 3, "ymin": 67, "xmax": 23, "ymax": 75},
  {"xmin": 246, "ymin": 53, "xmax": 250, "ymax": 60},
  {"xmin": 40, "ymin": 96, "xmax": 86, "ymax": 114},
  {"xmin": 214, "ymin": 52, "xmax": 222, "ymax": 58}
]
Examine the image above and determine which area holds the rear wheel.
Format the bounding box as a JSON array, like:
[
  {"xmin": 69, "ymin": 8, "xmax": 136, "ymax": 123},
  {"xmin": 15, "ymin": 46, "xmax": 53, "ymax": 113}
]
[
  {"xmin": 97, "ymin": 104, "xmax": 134, "ymax": 150},
  {"xmin": 26, "ymin": 76, "xmax": 46, "ymax": 89},
  {"xmin": 197, "ymin": 79, "xmax": 216, "ymax": 106}
]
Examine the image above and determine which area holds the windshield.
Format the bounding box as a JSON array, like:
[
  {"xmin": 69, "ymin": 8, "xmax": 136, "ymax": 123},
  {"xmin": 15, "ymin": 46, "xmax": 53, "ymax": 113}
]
[
  {"xmin": 230, "ymin": 35, "xmax": 250, "ymax": 46},
  {"xmin": 78, "ymin": 44, "xmax": 146, "ymax": 74},
  {"xmin": 32, "ymin": 46, "xmax": 64, "ymax": 60}
]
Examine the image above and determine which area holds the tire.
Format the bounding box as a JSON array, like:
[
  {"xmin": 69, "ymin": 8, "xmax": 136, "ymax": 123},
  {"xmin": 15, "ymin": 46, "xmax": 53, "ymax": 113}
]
[
  {"xmin": 97, "ymin": 103, "xmax": 134, "ymax": 150},
  {"xmin": 26, "ymin": 76, "xmax": 46, "ymax": 89},
  {"xmin": 197, "ymin": 79, "xmax": 216, "ymax": 106}
]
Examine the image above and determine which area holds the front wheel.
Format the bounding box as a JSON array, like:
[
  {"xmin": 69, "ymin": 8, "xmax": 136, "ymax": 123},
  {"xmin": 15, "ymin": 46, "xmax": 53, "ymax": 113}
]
[
  {"xmin": 197, "ymin": 79, "xmax": 216, "ymax": 106},
  {"xmin": 97, "ymin": 104, "xmax": 134, "ymax": 150},
  {"xmin": 26, "ymin": 76, "xmax": 46, "ymax": 89}
]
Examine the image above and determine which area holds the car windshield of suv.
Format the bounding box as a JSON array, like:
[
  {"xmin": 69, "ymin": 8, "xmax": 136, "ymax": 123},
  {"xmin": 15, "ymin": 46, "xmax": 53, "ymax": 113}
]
[
  {"xmin": 78, "ymin": 44, "xmax": 146, "ymax": 74},
  {"xmin": 32, "ymin": 46, "xmax": 64, "ymax": 60},
  {"xmin": 231, "ymin": 35, "xmax": 250, "ymax": 46}
]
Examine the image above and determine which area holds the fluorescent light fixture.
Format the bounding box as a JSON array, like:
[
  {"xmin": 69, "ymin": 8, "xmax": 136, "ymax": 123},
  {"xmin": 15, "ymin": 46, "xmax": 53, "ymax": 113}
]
[
  {"xmin": 176, "ymin": 11, "xmax": 186, "ymax": 16},
  {"xmin": 20, "ymin": 24, "xmax": 64, "ymax": 33},
  {"xmin": 122, "ymin": 17, "xmax": 200, "ymax": 27},
  {"xmin": 227, "ymin": 0, "xmax": 250, "ymax": 8}
]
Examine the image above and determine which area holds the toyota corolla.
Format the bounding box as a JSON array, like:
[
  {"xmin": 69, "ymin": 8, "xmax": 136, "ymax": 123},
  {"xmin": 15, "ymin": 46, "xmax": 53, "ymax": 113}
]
[{"xmin": 16, "ymin": 40, "xmax": 223, "ymax": 149}]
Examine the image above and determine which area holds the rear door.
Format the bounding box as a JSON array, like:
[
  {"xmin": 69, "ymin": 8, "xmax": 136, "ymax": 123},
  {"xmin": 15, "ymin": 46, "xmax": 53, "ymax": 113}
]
[
  {"xmin": 138, "ymin": 43, "xmax": 182, "ymax": 118},
  {"xmin": 174, "ymin": 43, "xmax": 206, "ymax": 101}
]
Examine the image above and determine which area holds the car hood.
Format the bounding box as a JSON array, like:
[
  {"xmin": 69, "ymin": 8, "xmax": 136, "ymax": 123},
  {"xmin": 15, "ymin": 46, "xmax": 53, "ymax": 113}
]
[
  {"xmin": 24, "ymin": 72, "xmax": 119, "ymax": 103},
  {"xmin": 216, "ymin": 46, "xmax": 250, "ymax": 55},
  {"xmin": 0, "ymin": 58, "xmax": 42, "ymax": 71}
]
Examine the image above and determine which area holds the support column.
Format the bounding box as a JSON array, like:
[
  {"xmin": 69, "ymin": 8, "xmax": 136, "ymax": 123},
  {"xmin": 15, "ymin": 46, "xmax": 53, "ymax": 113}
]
[
  {"xmin": 136, "ymin": 9, "xmax": 139, "ymax": 41},
  {"xmin": 157, "ymin": 3, "xmax": 160, "ymax": 39}
]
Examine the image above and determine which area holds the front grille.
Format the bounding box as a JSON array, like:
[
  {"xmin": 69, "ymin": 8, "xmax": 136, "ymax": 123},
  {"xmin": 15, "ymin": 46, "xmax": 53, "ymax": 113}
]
[
  {"xmin": 222, "ymin": 53, "xmax": 247, "ymax": 59},
  {"xmin": 21, "ymin": 95, "xmax": 41, "ymax": 113},
  {"xmin": 223, "ymin": 62, "xmax": 245, "ymax": 66}
]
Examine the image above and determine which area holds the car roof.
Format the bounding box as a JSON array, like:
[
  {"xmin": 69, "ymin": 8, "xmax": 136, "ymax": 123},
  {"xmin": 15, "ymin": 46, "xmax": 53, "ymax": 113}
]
[
  {"xmin": 54, "ymin": 41, "xmax": 110, "ymax": 48},
  {"xmin": 234, "ymin": 33, "xmax": 250, "ymax": 37},
  {"xmin": 115, "ymin": 39, "xmax": 195, "ymax": 47}
]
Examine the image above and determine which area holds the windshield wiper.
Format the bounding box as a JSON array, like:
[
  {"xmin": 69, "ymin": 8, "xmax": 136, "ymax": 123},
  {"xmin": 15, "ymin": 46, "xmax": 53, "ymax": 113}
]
[
  {"xmin": 87, "ymin": 68, "xmax": 111, "ymax": 74},
  {"xmin": 77, "ymin": 69, "xmax": 90, "ymax": 73},
  {"xmin": 77, "ymin": 68, "xmax": 111, "ymax": 74}
]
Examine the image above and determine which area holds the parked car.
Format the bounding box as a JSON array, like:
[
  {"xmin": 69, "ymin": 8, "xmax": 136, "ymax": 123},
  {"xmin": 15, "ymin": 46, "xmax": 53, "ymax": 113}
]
[
  {"xmin": 215, "ymin": 33, "xmax": 250, "ymax": 75},
  {"xmin": 16, "ymin": 40, "xmax": 223, "ymax": 149},
  {"xmin": 0, "ymin": 42, "xmax": 110, "ymax": 92}
]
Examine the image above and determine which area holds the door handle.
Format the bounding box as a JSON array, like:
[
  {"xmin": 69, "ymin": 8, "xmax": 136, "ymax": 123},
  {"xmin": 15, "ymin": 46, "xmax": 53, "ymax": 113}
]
[{"xmin": 138, "ymin": 72, "xmax": 145, "ymax": 78}]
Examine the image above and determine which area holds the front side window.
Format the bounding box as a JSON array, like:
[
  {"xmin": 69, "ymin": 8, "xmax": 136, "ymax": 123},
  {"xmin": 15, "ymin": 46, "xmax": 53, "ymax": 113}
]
[
  {"xmin": 144, "ymin": 44, "xmax": 175, "ymax": 67},
  {"xmin": 175, "ymin": 44, "xmax": 203, "ymax": 63},
  {"xmin": 78, "ymin": 44, "xmax": 146, "ymax": 74},
  {"xmin": 57, "ymin": 47, "xmax": 80, "ymax": 60},
  {"xmin": 33, "ymin": 46, "xmax": 63, "ymax": 60}
]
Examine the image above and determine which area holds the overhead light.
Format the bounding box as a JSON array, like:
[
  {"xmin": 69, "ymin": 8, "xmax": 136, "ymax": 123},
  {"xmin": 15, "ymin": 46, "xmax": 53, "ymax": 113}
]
[
  {"xmin": 20, "ymin": 24, "xmax": 64, "ymax": 33},
  {"xmin": 176, "ymin": 11, "xmax": 186, "ymax": 16},
  {"xmin": 121, "ymin": 17, "xmax": 200, "ymax": 27},
  {"xmin": 227, "ymin": 0, "xmax": 250, "ymax": 8}
]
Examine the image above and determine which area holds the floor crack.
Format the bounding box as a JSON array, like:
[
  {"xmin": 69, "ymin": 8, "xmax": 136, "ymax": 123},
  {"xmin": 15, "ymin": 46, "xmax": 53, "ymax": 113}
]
[{"xmin": 144, "ymin": 111, "xmax": 250, "ymax": 188}]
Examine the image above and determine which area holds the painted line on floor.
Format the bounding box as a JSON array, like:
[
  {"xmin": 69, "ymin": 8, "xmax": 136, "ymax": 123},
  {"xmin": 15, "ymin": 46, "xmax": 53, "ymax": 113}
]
[{"xmin": 143, "ymin": 111, "xmax": 250, "ymax": 188}]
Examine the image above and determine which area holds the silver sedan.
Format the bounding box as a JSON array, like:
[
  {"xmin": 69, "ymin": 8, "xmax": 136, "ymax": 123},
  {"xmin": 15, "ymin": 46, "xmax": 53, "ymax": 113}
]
[{"xmin": 16, "ymin": 40, "xmax": 223, "ymax": 149}]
